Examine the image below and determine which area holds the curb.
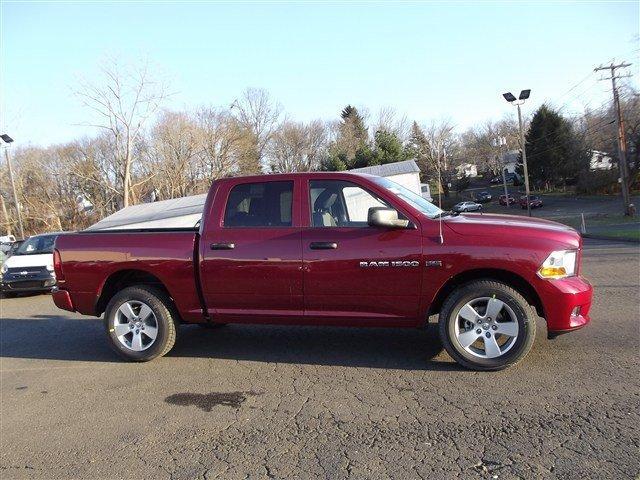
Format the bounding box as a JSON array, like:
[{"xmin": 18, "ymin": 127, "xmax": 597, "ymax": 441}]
[{"xmin": 581, "ymin": 233, "xmax": 640, "ymax": 244}]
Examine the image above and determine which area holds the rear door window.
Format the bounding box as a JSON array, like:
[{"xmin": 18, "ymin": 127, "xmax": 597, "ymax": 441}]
[{"xmin": 223, "ymin": 181, "xmax": 293, "ymax": 228}]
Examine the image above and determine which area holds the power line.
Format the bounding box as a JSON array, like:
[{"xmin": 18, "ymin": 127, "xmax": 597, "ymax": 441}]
[
  {"xmin": 524, "ymin": 114, "xmax": 615, "ymax": 150},
  {"xmin": 594, "ymin": 61, "xmax": 633, "ymax": 215},
  {"xmin": 525, "ymin": 120, "xmax": 616, "ymax": 161}
]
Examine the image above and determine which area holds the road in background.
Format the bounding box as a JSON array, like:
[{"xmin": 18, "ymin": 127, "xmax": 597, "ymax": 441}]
[{"xmin": 1, "ymin": 239, "xmax": 638, "ymax": 479}]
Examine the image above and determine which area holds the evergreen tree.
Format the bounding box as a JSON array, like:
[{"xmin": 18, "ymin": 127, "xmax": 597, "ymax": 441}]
[
  {"xmin": 373, "ymin": 130, "xmax": 407, "ymax": 165},
  {"xmin": 407, "ymin": 121, "xmax": 430, "ymax": 177},
  {"xmin": 525, "ymin": 105, "xmax": 589, "ymax": 189}
]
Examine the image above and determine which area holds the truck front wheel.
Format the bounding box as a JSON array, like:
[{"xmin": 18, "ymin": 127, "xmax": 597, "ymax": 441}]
[
  {"xmin": 104, "ymin": 285, "xmax": 178, "ymax": 362},
  {"xmin": 438, "ymin": 280, "xmax": 536, "ymax": 370}
]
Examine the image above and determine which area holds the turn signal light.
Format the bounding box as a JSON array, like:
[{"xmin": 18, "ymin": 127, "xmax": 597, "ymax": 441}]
[{"xmin": 538, "ymin": 266, "xmax": 567, "ymax": 278}]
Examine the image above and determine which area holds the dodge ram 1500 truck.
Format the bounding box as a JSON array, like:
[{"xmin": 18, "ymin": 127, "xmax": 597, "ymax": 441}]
[{"xmin": 52, "ymin": 172, "xmax": 593, "ymax": 370}]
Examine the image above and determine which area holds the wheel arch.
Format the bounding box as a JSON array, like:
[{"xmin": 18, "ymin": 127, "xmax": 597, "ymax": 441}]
[
  {"xmin": 95, "ymin": 269, "xmax": 172, "ymax": 317},
  {"xmin": 428, "ymin": 268, "xmax": 545, "ymax": 319}
]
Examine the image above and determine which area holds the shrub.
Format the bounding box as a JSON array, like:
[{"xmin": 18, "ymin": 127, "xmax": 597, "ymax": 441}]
[{"xmin": 576, "ymin": 170, "xmax": 619, "ymax": 195}]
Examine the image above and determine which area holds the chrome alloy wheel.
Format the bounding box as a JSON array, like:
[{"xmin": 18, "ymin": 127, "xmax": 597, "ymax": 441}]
[
  {"xmin": 453, "ymin": 297, "xmax": 519, "ymax": 359},
  {"xmin": 112, "ymin": 300, "xmax": 158, "ymax": 352}
]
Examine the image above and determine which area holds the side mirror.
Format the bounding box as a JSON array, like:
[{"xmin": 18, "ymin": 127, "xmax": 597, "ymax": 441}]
[{"xmin": 367, "ymin": 207, "xmax": 410, "ymax": 229}]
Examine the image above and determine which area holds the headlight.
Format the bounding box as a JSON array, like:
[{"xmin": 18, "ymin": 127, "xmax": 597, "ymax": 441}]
[
  {"xmin": 46, "ymin": 264, "xmax": 54, "ymax": 272},
  {"xmin": 0, "ymin": 263, "xmax": 7, "ymax": 275},
  {"xmin": 538, "ymin": 250, "xmax": 577, "ymax": 279}
]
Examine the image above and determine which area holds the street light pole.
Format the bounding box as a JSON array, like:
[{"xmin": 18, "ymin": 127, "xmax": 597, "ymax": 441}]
[
  {"xmin": 499, "ymin": 137, "xmax": 510, "ymax": 208},
  {"xmin": 1, "ymin": 134, "xmax": 25, "ymax": 239},
  {"xmin": 503, "ymin": 90, "xmax": 532, "ymax": 217},
  {"xmin": 516, "ymin": 104, "xmax": 532, "ymax": 217}
]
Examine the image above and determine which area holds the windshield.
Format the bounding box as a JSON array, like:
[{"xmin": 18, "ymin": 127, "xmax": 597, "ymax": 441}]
[
  {"xmin": 16, "ymin": 235, "xmax": 57, "ymax": 255},
  {"xmin": 370, "ymin": 177, "xmax": 443, "ymax": 218}
]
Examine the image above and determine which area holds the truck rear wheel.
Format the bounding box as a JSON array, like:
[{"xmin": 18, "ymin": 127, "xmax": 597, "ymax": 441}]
[
  {"xmin": 438, "ymin": 280, "xmax": 536, "ymax": 371},
  {"xmin": 104, "ymin": 286, "xmax": 178, "ymax": 362}
]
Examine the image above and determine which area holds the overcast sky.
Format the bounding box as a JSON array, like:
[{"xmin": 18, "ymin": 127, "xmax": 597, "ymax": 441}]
[{"xmin": 1, "ymin": 1, "xmax": 639, "ymax": 147}]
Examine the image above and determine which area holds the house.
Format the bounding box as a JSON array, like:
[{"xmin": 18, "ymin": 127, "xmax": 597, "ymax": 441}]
[
  {"xmin": 455, "ymin": 163, "xmax": 478, "ymax": 178},
  {"xmin": 349, "ymin": 159, "xmax": 423, "ymax": 196},
  {"xmin": 590, "ymin": 150, "xmax": 615, "ymax": 171},
  {"xmin": 502, "ymin": 151, "xmax": 521, "ymax": 174}
]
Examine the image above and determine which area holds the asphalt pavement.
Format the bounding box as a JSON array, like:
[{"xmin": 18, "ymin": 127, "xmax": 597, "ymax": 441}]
[{"xmin": 1, "ymin": 239, "xmax": 638, "ymax": 479}]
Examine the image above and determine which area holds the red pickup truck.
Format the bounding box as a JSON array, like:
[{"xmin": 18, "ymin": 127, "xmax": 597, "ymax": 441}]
[{"xmin": 52, "ymin": 173, "xmax": 592, "ymax": 370}]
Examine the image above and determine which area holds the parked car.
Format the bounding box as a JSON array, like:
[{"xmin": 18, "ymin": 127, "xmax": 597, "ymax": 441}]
[
  {"xmin": 499, "ymin": 194, "xmax": 517, "ymax": 206},
  {"xmin": 1, "ymin": 233, "xmax": 62, "ymax": 295},
  {"xmin": 474, "ymin": 191, "xmax": 492, "ymax": 203},
  {"xmin": 52, "ymin": 172, "xmax": 592, "ymax": 371},
  {"xmin": 419, "ymin": 183, "xmax": 433, "ymax": 202},
  {"xmin": 6, "ymin": 240, "xmax": 24, "ymax": 257},
  {"xmin": 505, "ymin": 172, "xmax": 523, "ymax": 186},
  {"xmin": 0, "ymin": 235, "xmax": 16, "ymax": 264},
  {"xmin": 453, "ymin": 201, "xmax": 483, "ymax": 212},
  {"xmin": 520, "ymin": 195, "xmax": 543, "ymax": 209}
]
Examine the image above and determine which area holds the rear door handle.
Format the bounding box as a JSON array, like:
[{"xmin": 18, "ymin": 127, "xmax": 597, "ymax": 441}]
[
  {"xmin": 310, "ymin": 242, "xmax": 338, "ymax": 250},
  {"xmin": 210, "ymin": 242, "xmax": 235, "ymax": 250}
]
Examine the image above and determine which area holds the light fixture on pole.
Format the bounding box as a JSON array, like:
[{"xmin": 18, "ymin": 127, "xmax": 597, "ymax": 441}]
[
  {"xmin": 502, "ymin": 90, "xmax": 532, "ymax": 217},
  {"xmin": 1, "ymin": 134, "xmax": 25, "ymax": 239}
]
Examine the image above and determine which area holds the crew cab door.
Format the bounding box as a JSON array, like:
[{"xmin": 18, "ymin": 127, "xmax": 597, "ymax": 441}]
[
  {"xmin": 302, "ymin": 178, "xmax": 423, "ymax": 325},
  {"xmin": 199, "ymin": 178, "xmax": 303, "ymax": 322}
]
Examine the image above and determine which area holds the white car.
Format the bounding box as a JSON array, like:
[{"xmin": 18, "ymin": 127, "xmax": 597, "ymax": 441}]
[
  {"xmin": 453, "ymin": 201, "xmax": 483, "ymax": 213},
  {"xmin": 0, "ymin": 233, "xmax": 62, "ymax": 295}
]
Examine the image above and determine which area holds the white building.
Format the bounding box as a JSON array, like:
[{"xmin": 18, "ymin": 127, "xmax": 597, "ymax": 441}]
[
  {"xmin": 590, "ymin": 150, "xmax": 615, "ymax": 171},
  {"xmin": 455, "ymin": 163, "xmax": 478, "ymax": 178},
  {"xmin": 88, "ymin": 194, "xmax": 207, "ymax": 231},
  {"xmin": 349, "ymin": 159, "xmax": 423, "ymax": 195}
]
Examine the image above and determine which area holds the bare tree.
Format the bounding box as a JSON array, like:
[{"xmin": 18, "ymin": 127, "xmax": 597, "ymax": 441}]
[
  {"xmin": 419, "ymin": 119, "xmax": 460, "ymax": 196},
  {"xmin": 195, "ymin": 107, "xmax": 246, "ymax": 181},
  {"xmin": 460, "ymin": 116, "xmax": 520, "ymax": 175},
  {"xmin": 233, "ymin": 88, "xmax": 282, "ymax": 173},
  {"xmin": 75, "ymin": 59, "xmax": 169, "ymax": 208},
  {"xmin": 268, "ymin": 120, "xmax": 328, "ymax": 173},
  {"xmin": 143, "ymin": 111, "xmax": 200, "ymax": 200},
  {"xmin": 374, "ymin": 106, "xmax": 409, "ymax": 140}
]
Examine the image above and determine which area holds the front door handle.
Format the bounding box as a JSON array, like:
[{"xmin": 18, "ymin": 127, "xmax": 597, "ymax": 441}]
[
  {"xmin": 310, "ymin": 242, "xmax": 338, "ymax": 250},
  {"xmin": 210, "ymin": 242, "xmax": 235, "ymax": 250}
]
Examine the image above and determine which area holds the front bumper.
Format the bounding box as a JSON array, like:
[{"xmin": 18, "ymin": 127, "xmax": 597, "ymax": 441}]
[
  {"xmin": 537, "ymin": 275, "xmax": 593, "ymax": 333},
  {"xmin": 1, "ymin": 273, "xmax": 57, "ymax": 292}
]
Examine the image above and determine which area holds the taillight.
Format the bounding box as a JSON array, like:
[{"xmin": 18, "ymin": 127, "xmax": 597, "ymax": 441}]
[{"xmin": 53, "ymin": 249, "xmax": 65, "ymax": 282}]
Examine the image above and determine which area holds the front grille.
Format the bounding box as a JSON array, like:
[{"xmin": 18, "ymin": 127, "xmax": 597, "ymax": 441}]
[
  {"xmin": 6, "ymin": 280, "xmax": 45, "ymax": 289},
  {"xmin": 6, "ymin": 266, "xmax": 48, "ymax": 275}
]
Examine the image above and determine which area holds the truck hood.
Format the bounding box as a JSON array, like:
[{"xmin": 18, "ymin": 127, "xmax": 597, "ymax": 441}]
[
  {"xmin": 443, "ymin": 213, "xmax": 581, "ymax": 249},
  {"xmin": 2, "ymin": 253, "xmax": 53, "ymax": 270}
]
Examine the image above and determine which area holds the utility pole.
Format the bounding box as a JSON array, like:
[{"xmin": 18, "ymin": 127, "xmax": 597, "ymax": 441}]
[
  {"xmin": 3, "ymin": 148, "xmax": 25, "ymax": 239},
  {"xmin": 594, "ymin": 62, "xmax": 633, "ymax": 216}
]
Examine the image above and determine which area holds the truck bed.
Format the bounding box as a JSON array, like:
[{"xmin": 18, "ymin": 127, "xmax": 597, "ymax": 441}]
[{"xmin": 55, "ymin": 230, "xmax": 205, "ymax": 322}]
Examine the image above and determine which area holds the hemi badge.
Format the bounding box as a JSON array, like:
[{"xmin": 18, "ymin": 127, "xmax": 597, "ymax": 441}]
[{"xmin": 425, "ymin": 260, "xmax": 443, "ymax": 268}]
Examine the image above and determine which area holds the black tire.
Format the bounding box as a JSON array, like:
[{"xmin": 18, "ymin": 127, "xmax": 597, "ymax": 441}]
[
  {"xmin": 104, "ymin": 285, "xmax": 178, "ymax": 362},
  {"xmin": 438, "ymin": 280, "xmax": 536, "ymax": 371}
]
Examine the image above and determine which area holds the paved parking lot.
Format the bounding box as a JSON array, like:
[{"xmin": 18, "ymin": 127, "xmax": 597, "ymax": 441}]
[{"xmin": 1, "ymin": 239, "xmax": 638, "ymax": 479}]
